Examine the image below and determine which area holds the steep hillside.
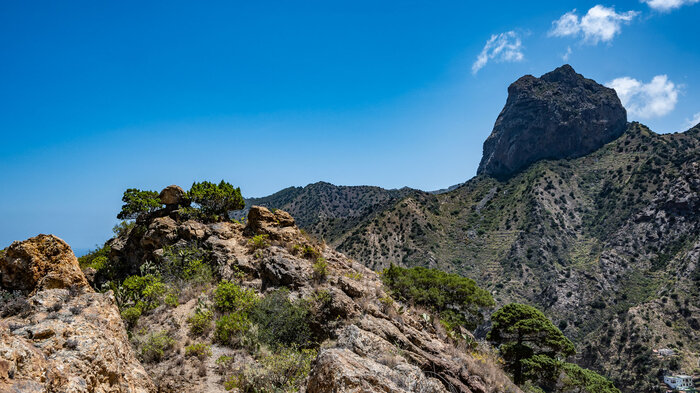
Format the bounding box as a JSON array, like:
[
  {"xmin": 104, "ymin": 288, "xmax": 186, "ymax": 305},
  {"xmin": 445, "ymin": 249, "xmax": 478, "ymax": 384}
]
[
  {"xmin": 247, "ymin": 66, "xmax": 700, "ymax": 392},
  {"xmin": 242, "ymin": 181, "xmax": 423, "ymax": 245},
  {"xmin": 335, "ymin": 123, "xmax": 700, "ymax": 390}
]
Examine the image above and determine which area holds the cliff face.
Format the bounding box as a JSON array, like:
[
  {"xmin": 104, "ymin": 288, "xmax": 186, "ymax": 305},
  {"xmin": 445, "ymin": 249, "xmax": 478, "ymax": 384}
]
[{"xmin": 477, "ymin": 64, "xmax": 627, "ymax": 178}]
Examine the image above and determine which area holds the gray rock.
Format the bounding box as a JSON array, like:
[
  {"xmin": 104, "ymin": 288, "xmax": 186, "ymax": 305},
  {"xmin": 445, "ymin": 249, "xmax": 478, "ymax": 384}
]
[{"xmin": 478, "ymin": 64, "xmax": 627, "ymax": 178}]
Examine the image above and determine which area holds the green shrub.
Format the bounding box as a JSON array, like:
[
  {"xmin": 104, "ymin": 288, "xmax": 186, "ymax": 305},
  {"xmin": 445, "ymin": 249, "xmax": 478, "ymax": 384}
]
[
  {"xmin": 121, "ymin": 306, "xmax": 142, "ymax": 327},
  {"xmin": 214, "ymin": 280, "xmax": 258, "ymax": 313},
  {"xmin": 117, "ymin": 188, "xmax": 162, "ymax": 220},
  {"xmin": 215, "ymin": 313, "xmax": 252, "ymax": 346},
  {"xmin": 224, "ymin": 347, "xmax": 317, "ymax": 392},
  {"xmin": 301, "ymin": 245, "xmax": 321, "ymax": 260},
  {"xmin": 78, "ymin": 245, "xmax": 111, "ymax": 270},
  {"xmin": 249, "ymin": 234, "xmax": 269, "ymax": 250},
  {"xmin": 140, "ymin": 331, "xmax": 174, "ymax": 363},
  {"xmin": 312, "ymin": 258, "xmax": 328, "ymax": 281},
  {"xmin": 560, "ymin": 363, "xmax": 620, "ymax": 393},
  {"xmin": 343, "ymin": 271, "xmax": 362, "ymax": 280},
  {"xmin": 250, "ymin": 289, "xmax": 312, "ymax": 348},
  {"xmin": 382, "ymin": 264, "xmax": 494, "ymax": 330},
  {"xmin": 160, "ymin": 244, "xmax": 213, "ymax": 284},
  {"xmin": 187, "ymin": 309, "xmax": 214, "ymax": 336},
  {"xmin": 188, "ymin": 180, "xmax": 244, "ymax": 220},
  {"xmin": 185, "ymin": 343, "xmax": 212, "ymax": 359},
  {"xmin": 112, "ymin": 220, "xmax": 135, "ymax": 237},
  {"xmin": 164, "ymin": 292, "xmax": 179, "ymax": 307},
  {"xmin": 119, "ymin": 274, "xmax": 166, "ymax": 311}
]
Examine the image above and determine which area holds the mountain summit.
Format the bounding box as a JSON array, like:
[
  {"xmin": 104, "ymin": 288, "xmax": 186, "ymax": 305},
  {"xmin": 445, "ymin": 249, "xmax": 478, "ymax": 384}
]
[{"xmin": 477, "ymin": 64, "xmax": 627, "ymax": 178}]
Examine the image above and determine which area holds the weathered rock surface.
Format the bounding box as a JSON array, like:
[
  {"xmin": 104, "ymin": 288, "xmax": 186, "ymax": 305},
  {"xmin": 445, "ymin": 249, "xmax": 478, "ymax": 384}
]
[
  {"xmin": 477, "ymin": 64, "xmax": 627, "ymax": 178},
  {"xmin": 0, "ymin": 234, "xmax": 90, "ymax": 294},
  {"xmin": 159, "ymin": 185, "xmax": 188, "ymax": 207},
  {"xmin": 0, "ymin": 237, "xmax": 154, "ymax": 393}
]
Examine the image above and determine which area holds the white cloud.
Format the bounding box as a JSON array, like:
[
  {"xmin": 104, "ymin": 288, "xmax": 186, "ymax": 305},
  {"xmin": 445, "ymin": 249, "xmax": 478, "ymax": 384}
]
[
  {"xmin": 683, "ymin": 112, "xmax": 700, "ymax": 128},
  {"xmin": 472, "ymin": 31, "xmax": 524, "ymax": 74},
  {"xmin": 562, "ymin": 46, "xmax": 573, "ymax": 61},
  {"xmin": 549, "ymin": 5, "xmax": 638, "ymax": 44},
  {"xmin": 643, "ymin": 0, "xmax": 699, "ymax": 12},
  {"xmin": 606, "ymin": 75, "xmax": 679, "ymax": 118}
]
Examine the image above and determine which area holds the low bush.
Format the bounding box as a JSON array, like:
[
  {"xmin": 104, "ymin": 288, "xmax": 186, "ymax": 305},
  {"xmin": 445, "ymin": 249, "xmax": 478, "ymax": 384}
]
[
  {"xmin": 224, "ymin": 347, "xmax": 317, "ymax": 392},
  {"xmin": 249, "ymin": 234, "xmax": 269, "ymax": 251},
  {"xmin": 215, "ymin": 313, "xmax": 252, "ymax": 346},
  {"xmin": 121, "ymin": 306, "xmax": 142, "ymax": 327},
  {"xmin": 300, "ymin": 245, "xmax": 320, "ymax": 260},
  {"xmin": 185, "ymin": 343, "xmax": 212, "ymax": 359},
  {"xmin": 160, "ymin": 244, "xmax": 213, "ymax": 284},
  {"xmin": 382, "ymin": 264, "xmax": 494, "ymax": 330},
  {"xmin": 187, "ymin": 309, "xmax": 214, "ymax": 336},
  {"xmin": 78, "ymin": 245, "xmax": 111, "ymax": 270},
  {"xmin": 250, "ymin": 289, "xmax": 312, "ymax": 348},
  {"xmin": 312, "ymin": 258, "xmax": 328, "ymax": 281},
  {"xmin": 119, "ymin": 274, "xmax": 166, "ymax": 312},
  {"xmin": 214, "ymin": 280, "xmax": 258, "ymax": 313},
  {"xmin": 140, "ymin": 331, "xmax": 175, "ymax": 363}
]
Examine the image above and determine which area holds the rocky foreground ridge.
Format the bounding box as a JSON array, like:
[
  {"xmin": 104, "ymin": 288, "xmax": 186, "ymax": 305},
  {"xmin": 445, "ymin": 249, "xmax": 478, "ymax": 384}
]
[
  {"xmin": 477, "ymin": 64, "xmax": 627, "ymax": 178},
  {"xmin": 0, "ymin": 234, "xmax": 154, "ymax": 392},
  {"xmin": 1, "ymin": 205, "xmax": 522, "ymax": 393}
]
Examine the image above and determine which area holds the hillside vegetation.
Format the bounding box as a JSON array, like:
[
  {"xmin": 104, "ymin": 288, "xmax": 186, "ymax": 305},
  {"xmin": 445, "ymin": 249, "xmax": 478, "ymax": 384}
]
[{"xmin": 253, "ymin": 123, "xmax": 700, "ymax": 392}]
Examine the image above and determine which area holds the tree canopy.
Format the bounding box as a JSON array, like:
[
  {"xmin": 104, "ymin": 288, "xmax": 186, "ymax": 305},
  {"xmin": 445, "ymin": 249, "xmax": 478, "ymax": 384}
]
[
  {"xmin": 188, "ymin": 180, "xmax": 244, "ymax": 220},
  {"xmin": 117, "ymin": 188, "xmax": 162, "ymax": 220},
  {"xmin": 488, "ymin": 303, "xmax": 575, "ymax": 385},
  {"xmin": 382, "ymin": 264, "xmax": 495, "ymax": 330}
]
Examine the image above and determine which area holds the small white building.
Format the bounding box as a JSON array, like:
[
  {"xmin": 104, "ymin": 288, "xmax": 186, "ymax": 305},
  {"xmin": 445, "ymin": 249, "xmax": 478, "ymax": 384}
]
[{"xmin": 664, "ymin": 375, "xmax": 695, "ymax": 391}]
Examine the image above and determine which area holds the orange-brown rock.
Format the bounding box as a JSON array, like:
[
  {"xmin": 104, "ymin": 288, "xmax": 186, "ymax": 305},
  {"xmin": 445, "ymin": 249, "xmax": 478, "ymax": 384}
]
[
  {"xmin": 0, "ymin": 234, "xmax": 155, "ymax": 393},
  {"xmin": 0, "ymin": 234, "xmax": 90, "ymax": 294}
]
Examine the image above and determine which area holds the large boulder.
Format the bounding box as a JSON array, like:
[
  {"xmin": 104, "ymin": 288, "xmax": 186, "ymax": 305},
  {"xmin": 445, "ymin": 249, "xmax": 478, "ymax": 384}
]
[
  {"xmin": 0, "ymin": 235, "xmax": 155, "ymax": 392},
  {"xmin": 0, "ymin": 234, "xmax": 90, "ymax": 293},
  {"xmin": 158, "ymin": 185, "xmax": 188, "ymax": 207},
  {"xmin": 477, "ymin": 64, "xmax": 627, "ymax": 178}
]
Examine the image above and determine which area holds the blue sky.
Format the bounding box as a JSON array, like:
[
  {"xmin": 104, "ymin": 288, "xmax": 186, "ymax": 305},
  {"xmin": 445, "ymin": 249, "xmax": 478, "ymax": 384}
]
[{"xmin": 1, "ymin": 0, "xmax": 699, "ymax": 250}]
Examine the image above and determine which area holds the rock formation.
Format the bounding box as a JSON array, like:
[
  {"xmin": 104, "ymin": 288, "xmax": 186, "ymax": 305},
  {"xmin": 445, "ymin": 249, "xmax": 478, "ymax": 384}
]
[
  {"xmin": 1, "ymin": 234, "xmax": 90, "ymax": 293},
  {"xmin": 477, "ymin": 64, "xmax": 627, "ymax": 178},
  {"xmin": 159, "ymin": 185, "xmax": 188, "ymax": 208},
  {"xmin": 104, "ymin": 205, "xmax": 521, "ymax": 393},
  {"xmin": 0, "ymin": 235, "xmax": 155, "ymax": 392}
]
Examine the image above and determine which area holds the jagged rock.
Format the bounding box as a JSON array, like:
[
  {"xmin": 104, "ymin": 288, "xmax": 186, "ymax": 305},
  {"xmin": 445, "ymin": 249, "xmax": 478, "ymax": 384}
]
[
  {"xmin": 0, "ymin": 234, "xmax": 90, "ymax": 293},
  {"xmin": 260, "ymin": 254, "xmax": 312, "ymax": 288},
  {"xmin": 159, "ymin": 185, "xmax": 188, "ymax": 207},
  {"xmin": 308, "ymin": 347, "xmax": 450, "ymax": 393},
  {"xmin": 0, "ymin": 236, "xmax": 155, "ymax": 393},
  {"xmin": 274, "ymin": 209, "xmax": 295, "ymax": 227},
  {"xmin": 178, "ymin": 220, "xmax": 210, "ymax": 241},
  {"xmin": 141, "ymin": 216, "xmax": 178, "ymax": 249},
  {"xmin": 246, "ymin": 206, "xmax": 297, "ymax": 239},
  {"xmin": 477, "ymin": 64, "xmax": 627, "ymax": 178}
]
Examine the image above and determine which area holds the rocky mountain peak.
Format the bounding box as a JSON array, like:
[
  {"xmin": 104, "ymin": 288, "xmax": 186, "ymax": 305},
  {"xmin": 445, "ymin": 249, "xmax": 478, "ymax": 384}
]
[{"xmin": 477, "ymin": 64, "xmax": 627, "ymax": 178}]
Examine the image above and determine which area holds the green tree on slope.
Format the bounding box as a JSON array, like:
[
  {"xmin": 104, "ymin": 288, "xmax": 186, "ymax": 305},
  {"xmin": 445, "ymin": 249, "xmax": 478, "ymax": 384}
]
[{"xmin": 488, "ymin": 303, "xmax": 575, "ymax": 385}]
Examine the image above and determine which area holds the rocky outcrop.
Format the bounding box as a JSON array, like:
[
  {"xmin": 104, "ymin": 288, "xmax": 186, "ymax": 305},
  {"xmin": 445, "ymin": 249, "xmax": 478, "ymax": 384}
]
[
  {"xmin": 0, "ymin": 236, "xmax": 155, "ymax": 393},
  {"xmin": 0, "ymin": 234, "xmax": 90, "ymax": 294},
  {"xmin": 477, "ymin": 64, "xmax": 627, "ymax": 178},
  {"xmin": 159, "ymin": 185, "xmax": 188, "ymax": 207},
  {"xmin": 109, "ymin": 205, "xmax": 521, "ymax": 393}
]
